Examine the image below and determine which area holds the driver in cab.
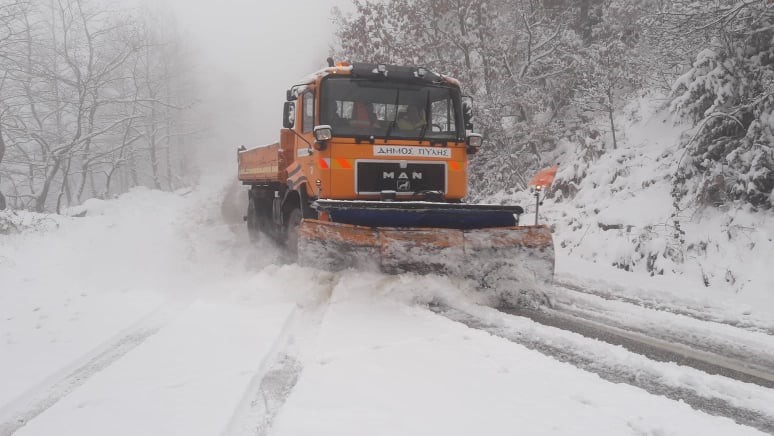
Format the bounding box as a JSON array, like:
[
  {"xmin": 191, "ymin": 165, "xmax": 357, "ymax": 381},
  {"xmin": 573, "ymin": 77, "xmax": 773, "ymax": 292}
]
[{"xmin": 397, "ymin": 105, "xmax": 426, "ymax": 131}]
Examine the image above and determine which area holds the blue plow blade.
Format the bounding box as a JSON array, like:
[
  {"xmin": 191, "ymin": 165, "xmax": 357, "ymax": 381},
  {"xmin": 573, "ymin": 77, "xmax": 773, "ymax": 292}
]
[
  {"xmin": 314, "ymin": 200, "xmax": 525, "ymax": 230},
  {"xmin": 328, "ymin": 208, "xmax": 516, "ymax": 229}
]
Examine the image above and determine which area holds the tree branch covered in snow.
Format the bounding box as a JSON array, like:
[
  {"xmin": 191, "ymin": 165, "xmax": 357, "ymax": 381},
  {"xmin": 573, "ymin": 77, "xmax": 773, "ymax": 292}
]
[
  {"xmin": 332, "ymin": 0, "xmax": 661, "ymax": 198},
  {"xmin": 0, "ymin": 0, "xmax": 201, "ymax": 212},
  {"xmin": 666, "ymin": 1, "xmax": 774, "ymax": 209},
  {"xmin": 333, "ymin": 0, "xmax": 773, "ymax": 211}
]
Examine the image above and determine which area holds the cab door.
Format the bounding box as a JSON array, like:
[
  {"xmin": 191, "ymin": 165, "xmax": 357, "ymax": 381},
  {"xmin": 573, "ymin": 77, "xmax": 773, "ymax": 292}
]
[{"xmin": 293, "ymin": 89, "xmax": 330, "ymax": 200}]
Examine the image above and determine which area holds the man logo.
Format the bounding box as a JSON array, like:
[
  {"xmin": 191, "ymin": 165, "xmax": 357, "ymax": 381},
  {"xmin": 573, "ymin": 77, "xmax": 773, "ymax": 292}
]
[
  {"xmin": 383, "ymin": 171, "xmax": 423, "ymax": 180},
  {"xmin": 397, "ymin": 180, "xmax": 411, "ymax": 192}
]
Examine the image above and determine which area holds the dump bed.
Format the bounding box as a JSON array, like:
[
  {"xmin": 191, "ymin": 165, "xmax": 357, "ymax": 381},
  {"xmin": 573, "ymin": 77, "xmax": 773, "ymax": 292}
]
[{"xmin": 238, "ymin": 143, "xmax": 284, "ymax": 183}]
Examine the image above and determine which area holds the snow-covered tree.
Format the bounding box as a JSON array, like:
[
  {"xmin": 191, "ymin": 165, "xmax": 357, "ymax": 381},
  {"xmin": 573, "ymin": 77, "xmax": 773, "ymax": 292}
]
[
  {"xmin": 0, "ymin": 0, "xmax": 29, "ymax": 211},
  {"xmin": 333, "ymin": 0, "xmax": 773, "ymax": 209},
  {"xmin": 669, "ymin": 1, "xmax": 774, "ymax": 209},
  {"xmin": 574, "ymin": 0, "xmax": 651, "ymax": 150},
  {"xmin": 0, "ymin": 0, "xmax": 201, "ymax": 212},
  {"xmin": 334, "ymin": 0, "xmax": 647, "ymax": 196}
]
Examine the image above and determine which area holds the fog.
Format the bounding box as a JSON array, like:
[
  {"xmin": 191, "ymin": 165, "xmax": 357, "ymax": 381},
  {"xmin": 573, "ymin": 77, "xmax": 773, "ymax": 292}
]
[{"xmin": 159, "ymin": 0, "xmax": 351, "ymax": 173}]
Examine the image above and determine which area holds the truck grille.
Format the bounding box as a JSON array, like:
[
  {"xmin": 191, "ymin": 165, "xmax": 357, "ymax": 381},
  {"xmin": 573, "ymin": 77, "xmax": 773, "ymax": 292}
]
[{"xmin": 356, "ymin": 161, "xmax": 446, "ymax": 194}]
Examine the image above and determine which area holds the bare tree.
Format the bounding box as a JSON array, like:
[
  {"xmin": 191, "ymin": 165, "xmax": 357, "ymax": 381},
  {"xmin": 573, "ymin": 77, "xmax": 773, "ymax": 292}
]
[
  {"xmin": 0, "ymin": 0, "xmax": 30, "ymax": 210},
  {"xmin": 575, "ymin": 40, "xmax": 639, "ymax": 150},
  {"xmin": 0, "ymin": 0, "xmax": 200, "ymax": 212}
]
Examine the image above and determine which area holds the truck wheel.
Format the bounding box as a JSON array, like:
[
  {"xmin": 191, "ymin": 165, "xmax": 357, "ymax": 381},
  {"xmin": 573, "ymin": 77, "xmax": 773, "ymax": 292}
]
[
  {"xmin": 246, "ymin": 196, "xmax": 261, "ymax": 242},
  {"xmin": 285, "ymin": 207, "xmax": 302, "ymax": 259}
]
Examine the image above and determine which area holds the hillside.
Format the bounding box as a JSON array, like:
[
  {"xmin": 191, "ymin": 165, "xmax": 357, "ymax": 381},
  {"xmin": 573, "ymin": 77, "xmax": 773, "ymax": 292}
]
[{"xmin": 483, "ymin": 95, "xmax": 773, "ymax": 314}]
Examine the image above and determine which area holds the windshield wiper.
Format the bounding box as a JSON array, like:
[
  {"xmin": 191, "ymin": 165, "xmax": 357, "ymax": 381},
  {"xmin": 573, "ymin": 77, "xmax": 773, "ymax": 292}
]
[
  {"xmin": 384, "ymin": 121, "xmax": 397, "ymax": 141},
  {"xmin": 418, "ymin": 124, "xmax": 429, "ymax": 142},
  {"xmin": 384, "ymin": 88, "xmax": 401, "ymax": 140}
]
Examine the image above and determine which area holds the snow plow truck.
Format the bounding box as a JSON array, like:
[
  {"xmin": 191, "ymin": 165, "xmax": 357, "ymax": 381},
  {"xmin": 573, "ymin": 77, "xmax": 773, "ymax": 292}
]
[{"xmin": 237, "ymin": 61, "xmax": 554, "ymax": 289}]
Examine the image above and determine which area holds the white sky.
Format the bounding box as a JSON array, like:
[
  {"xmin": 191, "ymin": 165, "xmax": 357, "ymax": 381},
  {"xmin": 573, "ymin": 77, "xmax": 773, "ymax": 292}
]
[{"xmin": 154, "ymin": 0, "xmax": 352, "ymax": 168}]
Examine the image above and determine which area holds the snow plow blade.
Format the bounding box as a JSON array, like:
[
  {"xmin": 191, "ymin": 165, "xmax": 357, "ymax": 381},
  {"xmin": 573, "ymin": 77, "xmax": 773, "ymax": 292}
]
[{"xmin": 296, "ymin": 201, "xmax": 555, "ymax": 289}]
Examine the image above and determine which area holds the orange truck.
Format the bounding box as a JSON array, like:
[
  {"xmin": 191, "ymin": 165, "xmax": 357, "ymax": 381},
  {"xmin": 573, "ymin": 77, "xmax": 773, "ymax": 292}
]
[{"xmin": 238, "ymin": 61, "xmax": 554, "ymax": 287}]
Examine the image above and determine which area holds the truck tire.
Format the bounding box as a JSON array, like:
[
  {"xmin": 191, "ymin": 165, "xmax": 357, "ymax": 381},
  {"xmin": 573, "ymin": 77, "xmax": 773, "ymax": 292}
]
[
  {"xmin": 285, "ymin": 207, "xmax": 302, "ymax": 259},
  {"xmin": 246, "ymin": 195, "xmax": 261, "ymax": 242}
]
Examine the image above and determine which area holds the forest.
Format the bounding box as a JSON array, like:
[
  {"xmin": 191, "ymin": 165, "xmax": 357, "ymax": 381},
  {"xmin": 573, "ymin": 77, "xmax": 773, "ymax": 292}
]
[
  {"xmin": 333, "ymin": 0, "xmax": 774, "ymax": 210},
  {"xmin": 0, "ymin": 0, "xmax": 198, "ymax": 212}
]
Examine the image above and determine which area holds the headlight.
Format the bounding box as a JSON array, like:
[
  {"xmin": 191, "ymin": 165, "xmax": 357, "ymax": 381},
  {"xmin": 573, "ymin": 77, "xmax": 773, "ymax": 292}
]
[
  {"xmin": 314, "ymin": 125, "xmax": 333, "ymax": 141},
  {"xmin": 467, "ymin": 133, "xmax": 483, "ymax": 148}
]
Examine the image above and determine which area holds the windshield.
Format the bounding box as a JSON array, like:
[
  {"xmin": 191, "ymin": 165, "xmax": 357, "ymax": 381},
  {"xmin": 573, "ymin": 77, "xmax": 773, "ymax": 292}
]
[{"xmin": 320, "ymin": 77, "xmax": 463, "ymax": 141}]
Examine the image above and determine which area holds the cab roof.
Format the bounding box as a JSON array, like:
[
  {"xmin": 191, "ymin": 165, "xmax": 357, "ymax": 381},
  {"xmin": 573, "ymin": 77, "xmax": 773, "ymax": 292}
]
[{"xmin": 301, "ymin": 61, "xmax": 460, "ymax": 88}]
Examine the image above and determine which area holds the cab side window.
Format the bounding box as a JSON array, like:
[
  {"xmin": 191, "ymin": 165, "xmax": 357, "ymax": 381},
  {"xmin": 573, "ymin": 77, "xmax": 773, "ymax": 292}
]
[
  {"xmin": 303, "ymin": 92, "xmax": 314, "ymax": 133},
  {"xmin": 431, "ymin": 98, "xmax": 457, "ymax": 133}
]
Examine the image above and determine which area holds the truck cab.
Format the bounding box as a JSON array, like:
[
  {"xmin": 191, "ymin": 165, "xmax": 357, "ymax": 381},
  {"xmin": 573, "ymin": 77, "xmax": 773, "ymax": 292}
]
[{"xmin": 282, "ymin": 62, "xmax": 480, "ymax": 205}]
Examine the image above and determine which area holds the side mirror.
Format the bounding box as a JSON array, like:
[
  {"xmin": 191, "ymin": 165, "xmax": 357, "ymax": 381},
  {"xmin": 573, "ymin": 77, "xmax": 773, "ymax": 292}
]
[
  {"xmin": 462, "ymin": 96, "xmax": 474, "ymax": 130},
  {"xmin": 283, "ymin": 102, "xmax": 295, "ymax": 129},
  {"xmin": 286, "ymin": 89, "xmax": 297, "ymax": 101}
]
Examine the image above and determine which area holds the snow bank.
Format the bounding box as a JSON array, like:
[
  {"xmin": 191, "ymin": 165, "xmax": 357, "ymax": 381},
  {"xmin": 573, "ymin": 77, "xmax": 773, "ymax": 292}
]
[
  {"xmin": 0, "ymin": 210, "xmax": 64, "ymax": 235},
  {"xmin": 483, "ymin": 94, "xmax": 773, "ymax": 314}
]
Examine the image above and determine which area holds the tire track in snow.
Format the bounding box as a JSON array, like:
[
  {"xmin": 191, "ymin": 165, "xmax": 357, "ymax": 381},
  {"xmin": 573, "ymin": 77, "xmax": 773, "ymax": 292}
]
[
  {"xmin": 0, "ymin": 299, "xmax": 191, "ymax": 436},
  {"xmin": 222, "ymin": 289, "xmax": 332, "ymax": 436},
  {"xmin": 555, "ymin": 279, "xmax": 774, "ymax": 336},
  {"xmin": 544, "ymin": 289, "xmax": 774, "ymax": 382},
  {"xmin": 430, "ymin": 304, "xmax": 774, "ymax": 434},
  {"xmin": 512, "ymin": 305, "xmax": 774, "ymax": 388}
]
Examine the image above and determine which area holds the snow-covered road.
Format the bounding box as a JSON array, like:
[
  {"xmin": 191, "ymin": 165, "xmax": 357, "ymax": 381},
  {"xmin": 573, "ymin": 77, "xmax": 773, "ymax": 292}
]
[
  {"xmin": 1, "ymin": 183, "xmax": 772, "ymax": 435},
  {"xmin": 541, "ymin": 283, "xmax": 774, "ymax": 384}
]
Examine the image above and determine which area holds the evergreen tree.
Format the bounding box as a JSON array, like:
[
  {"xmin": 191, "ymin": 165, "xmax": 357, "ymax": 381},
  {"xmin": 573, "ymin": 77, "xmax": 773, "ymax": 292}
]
[{"xmin": 669, "ymin": 1, "xmax": 774, "ymax": 209}]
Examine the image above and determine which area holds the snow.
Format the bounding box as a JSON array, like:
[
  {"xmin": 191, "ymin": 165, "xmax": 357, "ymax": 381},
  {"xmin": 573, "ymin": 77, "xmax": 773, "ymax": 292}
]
[
  {"xmin": 1, "ymin": 175, "xmax": 771, "ymax": 435},
  {"xmin": 0, "ymin": 188, "xmax": 194, "ymax": 406},
  {"xmin": 483, "ymin": 93, "xmax": 774, "ymax": 316},
  {"xmin": 554, "ymin": 255, "xmax": 774, "ymax": 333},
  {"xmin": 13, "ymin": 301, "xmax": 296, "ymax": 436},
  {"xmin": 272, "ymin": 284, "xmax": 764, "ymax": 436}
]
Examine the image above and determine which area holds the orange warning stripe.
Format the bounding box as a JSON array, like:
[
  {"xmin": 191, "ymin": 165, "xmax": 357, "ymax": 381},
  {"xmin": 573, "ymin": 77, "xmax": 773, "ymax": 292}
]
[{"xmin": 335, "ymin": 158, "xmax": 352, "ymax": 169}]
